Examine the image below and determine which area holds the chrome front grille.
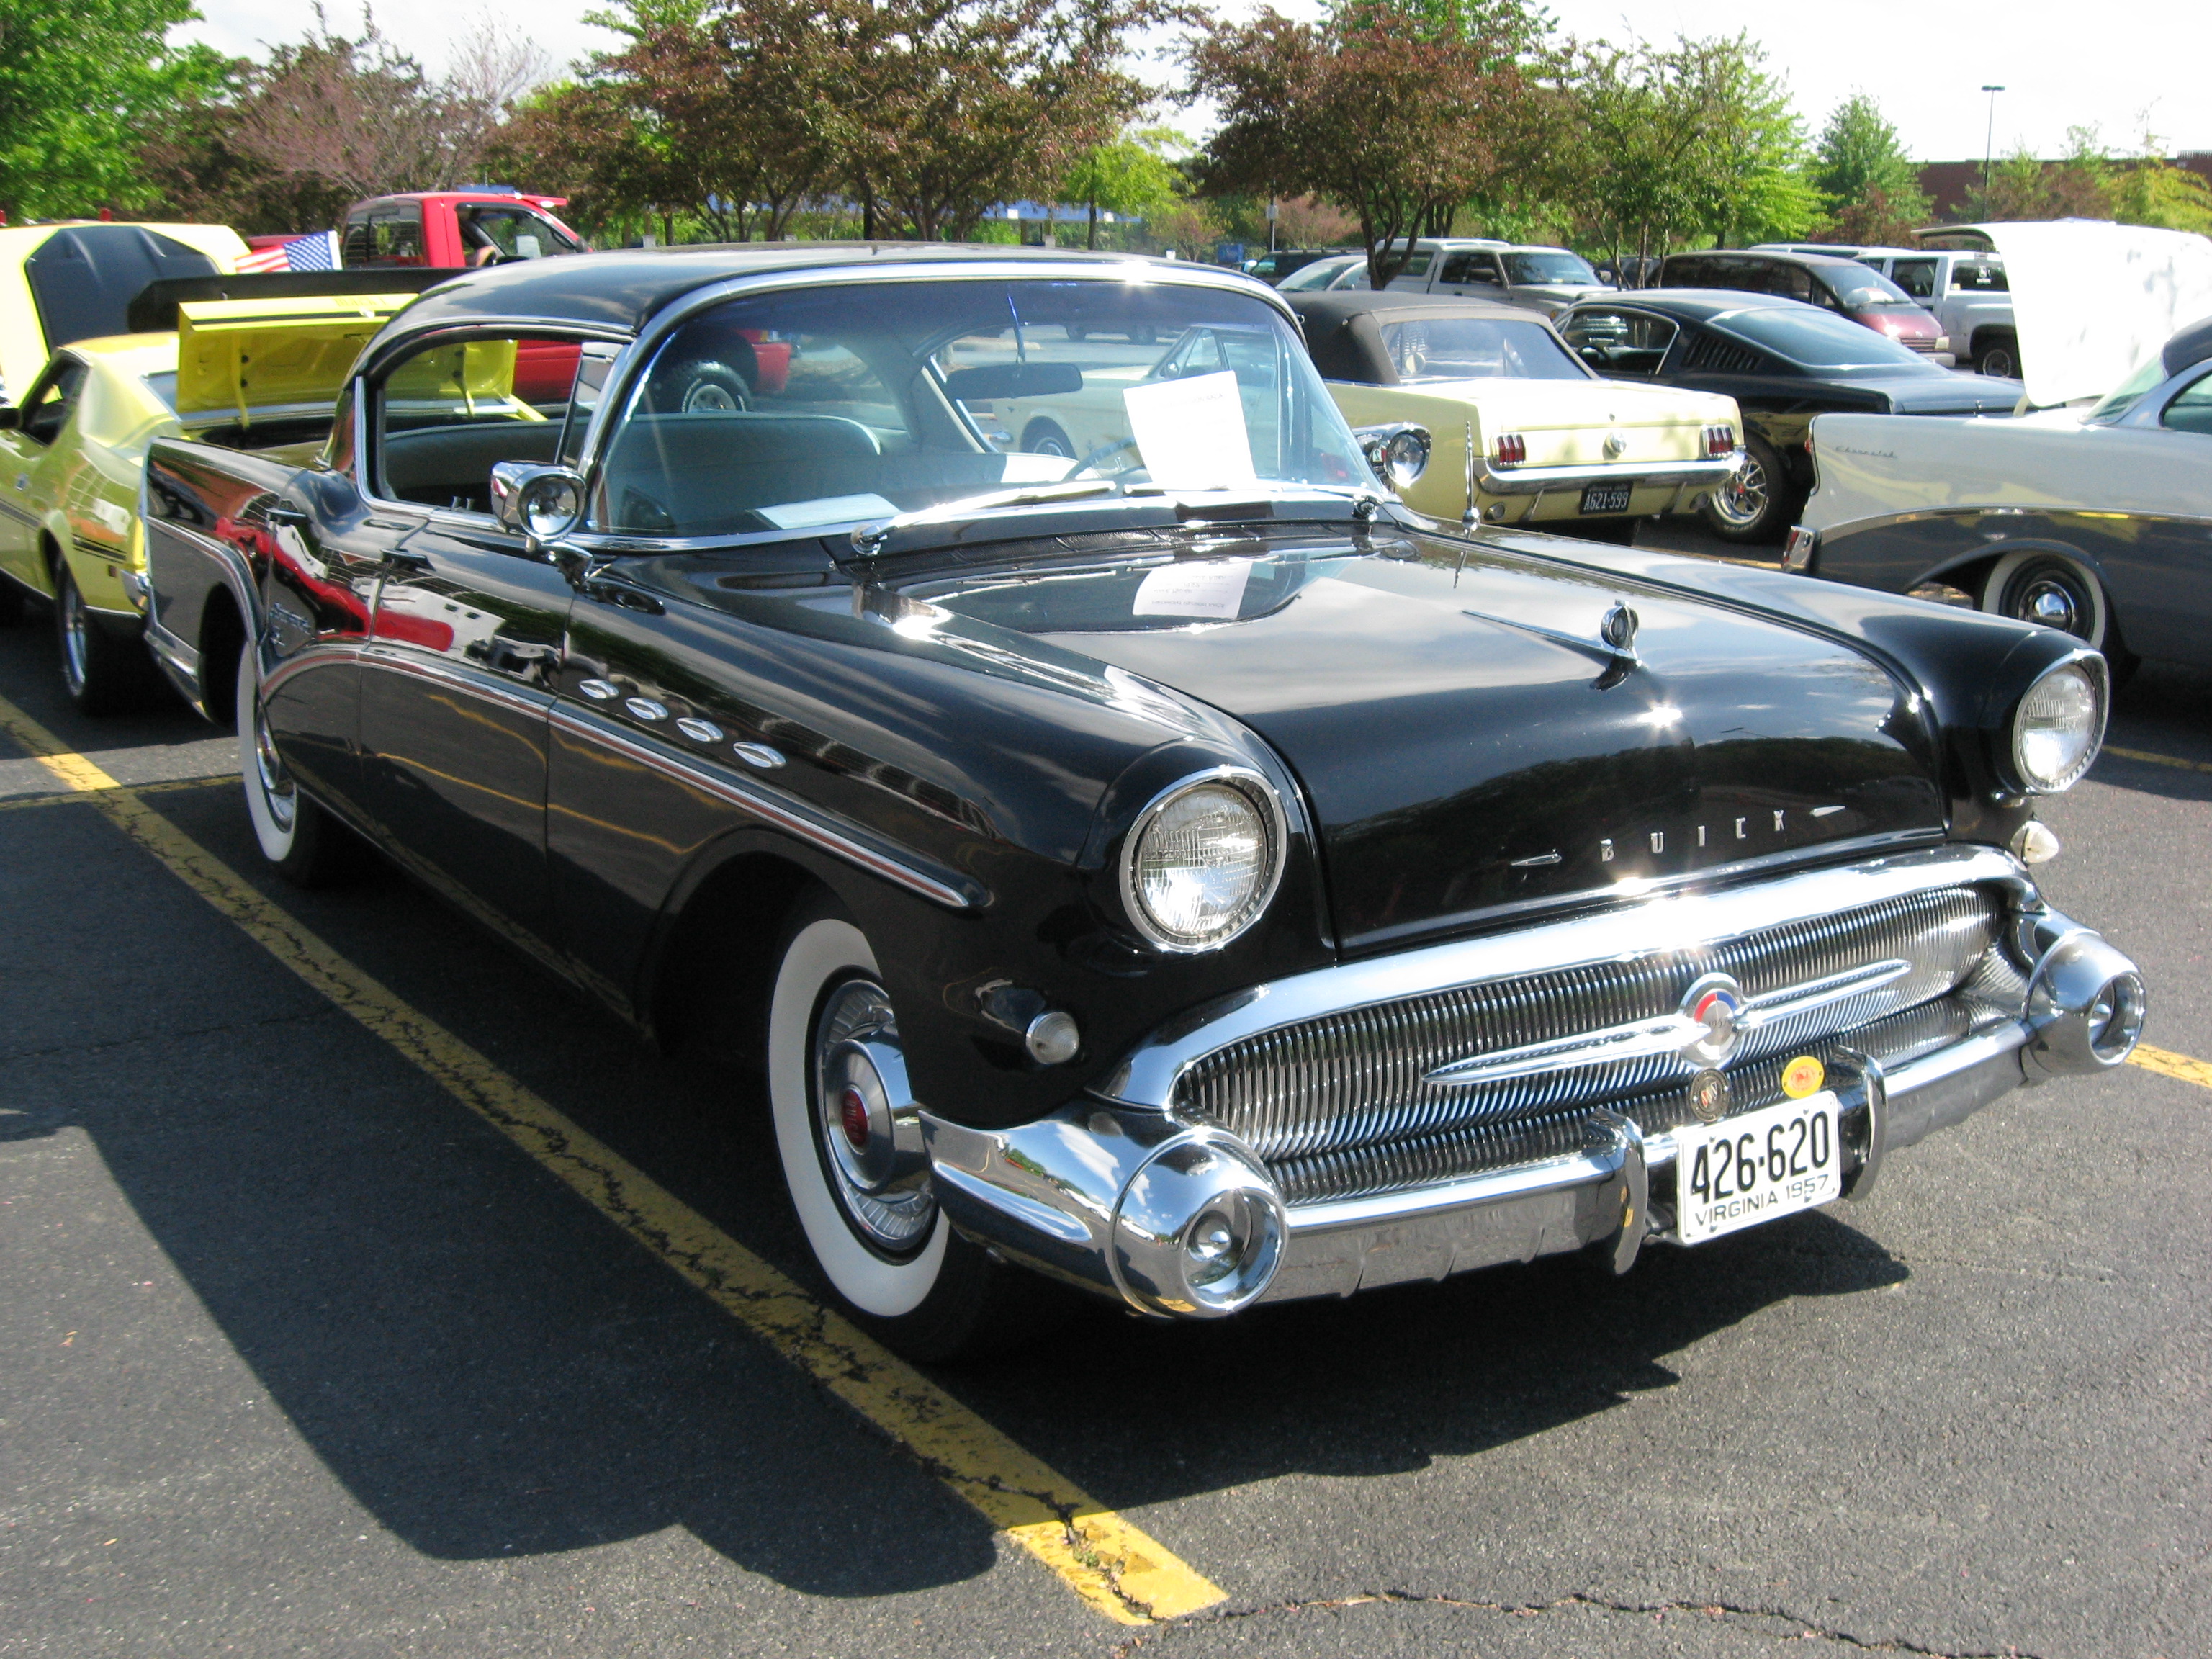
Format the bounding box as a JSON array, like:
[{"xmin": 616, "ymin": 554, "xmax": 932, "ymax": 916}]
[{"xmin": 1174, "ymin": 885, "xmax": 2006, "ymax": 1174}]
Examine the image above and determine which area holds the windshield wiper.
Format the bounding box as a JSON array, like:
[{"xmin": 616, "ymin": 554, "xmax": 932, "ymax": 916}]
[{"xmin": 849, "ymin": 480, "xmax": 1118, "ymax": 557}]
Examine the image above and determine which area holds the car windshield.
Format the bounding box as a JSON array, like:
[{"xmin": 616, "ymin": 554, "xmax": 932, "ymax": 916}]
[
  {"xmin": 1827, "ymin": 268, "xmax": 1916, "ymax": 309},
  {"xmin": 2084, "ymin": 356, "xmax": 2168, "ymax": 424},
  {"xmin": 1279, "ymin": 256, "xmax": 1362, "ymax": 291},
  {"xmin": 1501, "ymin": 252, "xmax": 1600, "ymax": 287},
  {"xmin": 1377, "ymin": 316, "xmax": 1589, "ymax": 382},
  {"xmin": 1711, "ymin": 307, "xmax": 1931, "ymax": 370},
  {"xmin": 595, "ymin": 277, "xmax": 1373, "ymax": 539}
]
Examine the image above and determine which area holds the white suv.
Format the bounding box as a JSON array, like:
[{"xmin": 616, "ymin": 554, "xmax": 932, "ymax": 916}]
[{"xmin": 1382, "ymin": 239, "xmax": 1611, "ymax": 315}]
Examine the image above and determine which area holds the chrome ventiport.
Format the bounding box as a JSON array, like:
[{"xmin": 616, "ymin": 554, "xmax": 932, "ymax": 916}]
[
  {"xmin": 2023, "ymin": 933, "xmax": 2146, "ymax": 1078},
  {"xmin": 1110, "ymin": 1135, "xmax": 1286, "ymax": 1316}
]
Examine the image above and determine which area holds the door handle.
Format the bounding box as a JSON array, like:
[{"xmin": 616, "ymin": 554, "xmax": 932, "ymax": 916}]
[
  {"xmin": 264, "ymin": 503, "xmax": 310, "ymax": 530},
  {"xmin": 382, "ymin": 547, "xmax": 432, "ymax": 572}
]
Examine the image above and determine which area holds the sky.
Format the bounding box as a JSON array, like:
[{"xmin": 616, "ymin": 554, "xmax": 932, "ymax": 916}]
[{"xmin": 177, "ymin": 0, "xmax": 2212, "ymax": 165}]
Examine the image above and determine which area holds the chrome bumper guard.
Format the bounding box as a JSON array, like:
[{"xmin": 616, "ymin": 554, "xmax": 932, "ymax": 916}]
[{"xmin": 921, "ymin": 848, "xmax": 2144, "ymax": 1318}]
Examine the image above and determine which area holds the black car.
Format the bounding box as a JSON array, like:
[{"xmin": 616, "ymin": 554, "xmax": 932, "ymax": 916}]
[
  {"xmin": 137, "ymin": 246, "xmax": 2141, "ymax": 1361},
  {"xmin": 1655, "ymin": 251, "xmax": 1950, "ymax": 361},
  {"xmin": 1559, "ymin": 291, "xmax": 2022, "ymax": 542},
  {"xmin": 1242, "ymin": 247, "xmax": 1349, "ymax": 285}
]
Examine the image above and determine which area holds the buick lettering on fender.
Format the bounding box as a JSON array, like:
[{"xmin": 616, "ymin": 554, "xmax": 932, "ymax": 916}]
[{"xmin": 136, "ymin": 246, "xmax": 2144, "ymax": 1361}]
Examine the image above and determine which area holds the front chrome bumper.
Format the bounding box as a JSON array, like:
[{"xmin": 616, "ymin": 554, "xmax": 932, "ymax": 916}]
[{"xmin": 920, "ymin": 848, "xmax": 2144, "ymax": 1319}]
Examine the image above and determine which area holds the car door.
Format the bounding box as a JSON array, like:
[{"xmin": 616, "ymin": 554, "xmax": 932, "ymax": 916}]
[
  {"xmin": 354, "ymin": 330, "xmax": 588, "ymax": 950},
  {"xmin": 2123, "ymin": 371, "xmax": 2212, "ymax": 660},
  {"xmin": 0, "ymin": 356, "xmax": 88, "ymax": 592}
]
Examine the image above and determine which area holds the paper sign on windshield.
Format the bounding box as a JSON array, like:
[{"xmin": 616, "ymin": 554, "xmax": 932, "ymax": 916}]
[
  {"xmin": 1122, "ymin": 371, "xmax": 1257, "ymax": 490},
  {"xmin": 1132, "ymin": 559, "xmax": 1251, "ymax": 619}
]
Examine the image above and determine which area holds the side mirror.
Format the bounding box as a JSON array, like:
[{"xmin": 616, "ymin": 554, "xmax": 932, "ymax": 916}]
[
  {"xmin": 1352, "ymin": 422, "xmax": 1431, "ymax": 494},
  {"xmin": 490, "ymin": 462, "xmax": 585, "ymax": 551}
]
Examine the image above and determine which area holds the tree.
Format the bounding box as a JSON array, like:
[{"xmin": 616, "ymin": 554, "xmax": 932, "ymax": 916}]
[
  {"xmin": 1973, "ymin": 145, "xmax": 2051, "ymax": 221},
  {"xmin": 1059, "ymin": 127, "xmax": 1189, "ymax": 248},
  {"xmin": 2113, "ymin": 137, "xmax": 2212, "ymax": 235},
  {"xmin": 0, "ymin": 0, "xmax": 226, "ymax": 220},
  {"xmin": 1187, "ymin": 1, "xmax": 1541, "ymax": 287},
  {"xmin": 1809, "ymin": 94, "xmax": 1928, "ymax": 233}
]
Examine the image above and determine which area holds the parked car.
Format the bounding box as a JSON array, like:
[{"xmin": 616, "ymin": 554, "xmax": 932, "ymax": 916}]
[
  {"xmin": 1789, "ymin": 313, "xmax": 2212, "ymax": 671},
  {"xmin": 1593, "ymin": 254, "xmax": 1662, "ymax": 289},
  {"xmin": 1241, "ymin": 248, "xmax": 1346, "ymax": 284},
  {"xmin": 1658, "ymin": 251, "xmax": 1952, "ymax": 364},
  {"xmin": 137, "ymin": 246, "xmax": 2141, "ymax": 1362},
  {"xmin": 1276, "ymin": 253, "xmax": 1371, "ymax": 292},
  {"xmin": 1559, "ymin": 291, "xmax": 2022, "ymax": 541},
  {"xmin": 1384, "ymin": 239, "xmax": 1613, "ymax": 313},
  {"xmin": 0, "ymin": 220, "xmax": 248, "ymax": 405},
  {"xmin": 341, "ymin": 188, "xmax": 588, "ymax": 270},
  {"xmin": 1287, "ymin": 290, "xmax": 1741, "ymax": 541},
  {"xmin": 0, "ymin": 282, "xmax": 423, "ymax": 709},
  {"xmin": 1849, "ymin": 246, "xmax": 2018, "ymax": 377}
]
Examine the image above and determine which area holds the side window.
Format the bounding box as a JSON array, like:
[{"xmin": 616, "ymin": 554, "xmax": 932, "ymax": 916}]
[
  {"xmin": 2162, "ymin": 374, "xmax": 2212, "ymax": 436},
  {"xmin": 1890, "ymin": 259, "xmax": 1938, "ymax": 300},
  {"xmin": 1558, "ymin": 308, "xmax": 1677, "ymax": 376},
  {"xmin": 1955, "ymin": 261, "xmax": 2009, "ymax": 293},
  {"xmin": 341, "ymin": 212, "xmax": 375, "ymax": 266},
  {"xmin": 373, "ymin": 334, "xmax": 585, "ymax": 513},
  {"xmin": 367, "ymin": 208, "xmax": 425, "ymax": 266},
  {"xmin": 458, "ymin": 206, "xmax": 580, "ymax": 266},
  {"xmin": 1396, "ymin": 251, "xmax": 1433, "ymax": 279},
  {"xmin": 1770, "ymin": 265, "xmax": 1815, "ymax": 302},
  {"xmin": 18, "ymin": 359, "xmax": 88, "ymax": 446},
  {"xmin": 1481, "ymin": 256, "xmax": 1509, "ymax": 286},
  {"xmin": 1437, "ymin": 252, "xmax": 1478, "ymax": 284},
  {"xmin": 558, "ymin": 343, "xmax": 622, "ymax": 466}
]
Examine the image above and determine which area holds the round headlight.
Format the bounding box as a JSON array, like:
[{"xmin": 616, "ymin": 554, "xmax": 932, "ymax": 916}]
[
  {"xmin": 1122, "ymin": 773, "xmax": 1285, "ymax": 952},
  {"xmin": 2010, "ymin": 661, "xmax": 2105, "ymax": 793}
]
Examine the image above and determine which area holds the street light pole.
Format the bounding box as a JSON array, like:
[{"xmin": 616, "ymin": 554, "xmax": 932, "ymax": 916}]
[{"xmin": 1980, "ymin": 85, "xmax": 2006, "ymax": 192}]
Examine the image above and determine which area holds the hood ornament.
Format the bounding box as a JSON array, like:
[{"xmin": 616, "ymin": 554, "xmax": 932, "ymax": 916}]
[{"xmin": 1460, "ymin": 599, "xmax": 1641, "ymax": 680}]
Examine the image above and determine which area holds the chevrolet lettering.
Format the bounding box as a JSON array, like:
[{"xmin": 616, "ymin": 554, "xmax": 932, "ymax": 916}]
[{"xmin": 135, "ymin": 246, "xmax": 2144, "ymax": 1361}]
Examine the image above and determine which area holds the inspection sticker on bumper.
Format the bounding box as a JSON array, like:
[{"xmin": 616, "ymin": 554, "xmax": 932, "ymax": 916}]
[{"xmin": 1676, "ymin": 1092, "xmax": 1840, "ymax": 1244}]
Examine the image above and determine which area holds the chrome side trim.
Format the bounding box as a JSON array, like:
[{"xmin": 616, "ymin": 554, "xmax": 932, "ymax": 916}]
[
  {"xmin": 1096, "ymin": 845, "xmax": 2033, "ymax": 1109},
  {"xmin": 548, "ymin": 703, "xmax": 986, "ymax": 912},
  {"xmin": 261, "ymin": 643, "xmax": 370, "ymax": 700},
  {"xmin": 1478, "ymin": 458, "xmax": 1740, "ymax": 496},
  {"xmin": 356, "ymin": 644, "xmax": 554, "ymax": 719}
]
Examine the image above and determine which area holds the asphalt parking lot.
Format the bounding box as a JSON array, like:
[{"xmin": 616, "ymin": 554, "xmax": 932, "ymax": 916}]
[{"xmin": 3, "ymin": 526, "xmax": 2208, "ymax": 1659}]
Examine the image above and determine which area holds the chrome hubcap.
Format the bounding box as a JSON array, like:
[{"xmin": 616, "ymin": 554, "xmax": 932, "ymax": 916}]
[
  {"xmin": 2010, "ymin": 568, "xmax": 2092, "ymax": 641},
  {"xmin": 60, "ymin": 584, "xmax": 87, "ymax": 693},
  {"xmin": 1713, "ymin": 455, "xmax": 1768, "ymax": 526},
  {"xmin": 812, "ymin": 978, "xmax": 934, "ymax": 1254},
  {"xmin": 253, "ymin": 691, "xmax": 297, "ymax": 833},
  {"xmin": 683, "ymin": 379, "xmax": 744, "ymax": 413}
]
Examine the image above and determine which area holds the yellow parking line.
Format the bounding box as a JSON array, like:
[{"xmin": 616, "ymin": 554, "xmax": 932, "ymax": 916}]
[
  {"xmin": 2129, "ymin": 1043, "xmax": 2212, "ymax": 1090},
  {"xmin": 0, "ymin": 775, "xmax": 233, "ymax": 813},
  {"xmin": 0, "ymin": 694, "xmax": 1222, "ymax": 1626},
  {"xmin": 2103, "ymin": 746, "xmax": 2212, "ymax": 776}
]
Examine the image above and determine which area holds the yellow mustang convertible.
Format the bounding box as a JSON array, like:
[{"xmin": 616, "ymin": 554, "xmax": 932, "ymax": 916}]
[{"xmin": 0, "ymin": 290, "xmax": 419, "ymax": 710}]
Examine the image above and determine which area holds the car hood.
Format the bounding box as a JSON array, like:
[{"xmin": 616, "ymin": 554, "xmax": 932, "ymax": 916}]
[{"xmin": 906, "ymin": 529, "xmax": 1945, "ymax": 951}]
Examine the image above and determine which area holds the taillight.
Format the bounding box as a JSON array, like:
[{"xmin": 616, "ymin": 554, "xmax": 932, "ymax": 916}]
[
  {"xmin": 1701, "ymin": 424, "xmax": 1738, "ymax": 459},
  {"xmin": 1493, "ymin": 432, "xmax": 1527, "ymax": 467}
]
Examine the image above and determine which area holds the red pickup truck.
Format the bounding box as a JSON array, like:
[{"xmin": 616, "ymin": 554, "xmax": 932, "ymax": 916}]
[{"xmin": 341, "ymin": 189, "xmax": 588, "ymax": 269}]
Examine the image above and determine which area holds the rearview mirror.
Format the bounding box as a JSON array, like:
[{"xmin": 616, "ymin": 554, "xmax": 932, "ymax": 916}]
[
  {"xmin": 490, "ymin": 462, "xmax": 585, "ymax": 549},
  {"xmin": 941, "ymin": 363, "xmax": 1084, "ymax": 402}
]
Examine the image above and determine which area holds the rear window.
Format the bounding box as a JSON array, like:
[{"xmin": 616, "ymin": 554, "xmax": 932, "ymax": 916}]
[
  {"xmin": 1377, "ymin": 317, "xmax": 1589, "ymax": 382},
  {"xmin": 1954, "ymin": 261, "xmax": 2009, "ymax": 293},
  {"xmin": 1501, "ymin": 252, "xmax": 1600, "ymax": 286},
  {"xmin": 24, "ymin": 227, "xmax": 220, "ymax": 352},
  {"xmin": 1711, "ymin": 307, "xmax": 1930, "ymax": 369}
]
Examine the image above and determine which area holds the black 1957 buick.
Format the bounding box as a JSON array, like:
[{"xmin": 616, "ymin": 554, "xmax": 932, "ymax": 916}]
[{"xmin": 137, "ymin": 246, "xmax": 2143, "ymax": 1359}]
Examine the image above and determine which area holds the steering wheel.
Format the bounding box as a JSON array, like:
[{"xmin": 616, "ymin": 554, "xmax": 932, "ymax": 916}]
[{"xmin": 1070, "ymin": 436, "xmax": 1143, "ymax": 479}]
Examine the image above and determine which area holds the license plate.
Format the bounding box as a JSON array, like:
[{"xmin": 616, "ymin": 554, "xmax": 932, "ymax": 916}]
[
  {"xmin": 1674, "ymin": 1092, "xmax": 1841, "ymax": 1245},
  {"xmin": 1580, "ymin": 480, "xmax": 1635, "ymax": 514}
]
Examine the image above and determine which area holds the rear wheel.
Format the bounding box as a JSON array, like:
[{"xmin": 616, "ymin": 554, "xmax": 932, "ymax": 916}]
[
  {"xmin": 1019, "ymin": 418, "xmax": 1076, "ymax": 459},
  {"xmin": 237, "ymin": 640, "xmax": 364, "ymax": 886},
  {"xmin": 1699, "ymin": 434, "xmax": 1796, "ymax": 544},
  {"xmin": 1974, "ymin": 333, "xmax": 2020, "ymax": 379},
  {"xmin": 53, "ymin": 561, "xmax": 156, "ymax": 714},
  {"xmin": 766, "ymin": 894, "xmax": 1068, "ymax": 1362}
]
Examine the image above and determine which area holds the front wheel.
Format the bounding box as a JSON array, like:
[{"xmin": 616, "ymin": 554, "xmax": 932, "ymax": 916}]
[
  {"xmin": 766, "ymin": 896, "xmax": 1066, "ymax": 1362},
  {"xmin": 237, "ymin": 640, "xmax": 364, "ymax": 886},
  {"xmin": 1019, "ymin": 418, "xmax": 1076, "ymax": 459},
  {"xmin": 1699, "ymin": 434, "xmax": 1797, "ymax": 544}
]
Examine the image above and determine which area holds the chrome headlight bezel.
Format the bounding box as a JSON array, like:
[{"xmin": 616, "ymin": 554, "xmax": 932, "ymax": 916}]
[
  {"xmin": 2003, "ymin": 652, "xmax": 2108, "ymax": 796},
  {"xmin": 1118, "ymin": 767, "xmax": 1288, "ymax": 954}
]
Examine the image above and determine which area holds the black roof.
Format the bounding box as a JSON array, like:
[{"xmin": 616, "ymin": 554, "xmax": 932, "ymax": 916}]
[
  {"xmin": 2164, "ymin": 313, "xmax": 2212, "ymax": 378},
  {"xmin": 1282, "ymin": 289, "xmax": 1532, "ymax": 327},
  {"xmin": 392, "ymin": 243, "xmax": 1228, "ymax": 339},
  {"xmin": 1660, "ymin": 248, "xmax": 1872, "ymax": 275},
  {"xmin": 1560, "ymin": 288, "xmax": 1809, "ymax": 321}
]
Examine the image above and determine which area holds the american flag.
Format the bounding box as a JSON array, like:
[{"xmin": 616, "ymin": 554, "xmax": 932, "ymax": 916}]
[{"xmin": 235, "ymin": 230, "xmax": 341, "ymax": 274}]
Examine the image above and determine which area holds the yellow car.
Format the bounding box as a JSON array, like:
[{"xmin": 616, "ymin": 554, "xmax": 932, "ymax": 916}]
[
  {"xmin": 0, "ymin": 221, "xmax": 248, "ymax": 405},
  {"xmin": 0, "ymin": 292, "xmax": 418, "ymax": 711}
]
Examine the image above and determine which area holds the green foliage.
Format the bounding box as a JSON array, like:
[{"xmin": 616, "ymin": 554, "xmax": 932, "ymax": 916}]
[
  {"xmin": 1809, "ymin": 94, "xmax": 1927, "ymax": 224},
  {"xmin": 1059, "ymin": 128, "xmax": 1190, "ymax": 248},
  {"xmin": 2113, "ymin": 138, "xmax": 2212, "ymax": 234},
  {"xmin": 0, "ymin": 0, "xmax": 225, "ymax": 219}
]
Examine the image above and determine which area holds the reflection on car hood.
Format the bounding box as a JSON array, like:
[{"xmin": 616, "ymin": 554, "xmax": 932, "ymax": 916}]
[
  {"xmin": 908, "ymin": 531, "xmax": 1944, "ymax": 951},
  {"xmin": 1861, "ymin": 373, "xmax": 2023, "ymax": 414}
]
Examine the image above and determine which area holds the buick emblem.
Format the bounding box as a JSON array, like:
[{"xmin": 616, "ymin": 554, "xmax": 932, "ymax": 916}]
[
  {"xmin": 1688, "ymin": 1067, "xmax": 1730, "ymax": 1123},
  {"xmin": 1679, "ymin": 973, "xmax": 1746, "ymax": 1067}
]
